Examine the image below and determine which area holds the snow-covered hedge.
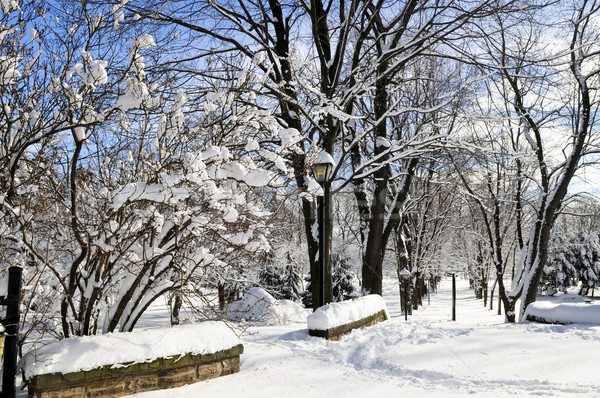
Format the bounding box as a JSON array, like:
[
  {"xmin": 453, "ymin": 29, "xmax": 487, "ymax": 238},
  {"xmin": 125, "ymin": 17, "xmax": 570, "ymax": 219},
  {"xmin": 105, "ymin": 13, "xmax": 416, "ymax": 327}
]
[{"xmin": 307, "ymin": 295, "xmax": 389, "ymax": 340}]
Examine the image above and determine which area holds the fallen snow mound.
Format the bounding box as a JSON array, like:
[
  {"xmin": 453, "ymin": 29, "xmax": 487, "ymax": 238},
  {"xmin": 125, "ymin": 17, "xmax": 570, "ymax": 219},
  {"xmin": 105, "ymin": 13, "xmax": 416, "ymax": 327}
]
[
  {"xmin": 524, "ymin": 295, "xmax": 600, "ymax": 324},
  {"xmin": 21, "ymin": 322, "xmax": 241, "ymax": 378},
  {"xmin": 226, "ymin": 287, "xmax": 309, "ymax": 325},
  {"xmin": 307, "ymin": 294, "xmax": 389, "ymax": 331}
]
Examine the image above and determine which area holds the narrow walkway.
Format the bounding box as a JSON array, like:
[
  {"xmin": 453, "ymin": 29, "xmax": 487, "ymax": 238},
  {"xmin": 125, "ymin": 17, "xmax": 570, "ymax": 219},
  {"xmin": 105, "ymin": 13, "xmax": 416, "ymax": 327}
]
[{"xmin": 383, "ymin": 275, "xmax": 505, "ymax": 325}]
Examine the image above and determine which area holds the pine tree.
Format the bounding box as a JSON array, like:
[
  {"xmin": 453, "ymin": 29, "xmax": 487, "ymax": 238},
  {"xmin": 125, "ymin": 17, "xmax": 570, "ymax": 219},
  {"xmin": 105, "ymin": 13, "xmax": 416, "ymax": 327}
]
[
  {"xmin": 332, "ymin": 254, "xmax": 358, "ymax": 302},
  {"xmin": 542, "ymin": 230, "xmax": 600, "ymax": 296},
  {"xmin": 543, "ymin": 233, "xmax": 578, "ymax": 295},
  {"xmin": 301, "ymin": 275, "xmax": 312, "ymax": 308},
  {"xmin": 259, "ymin": 264, "xmax": 284, "ymax": 299},
  {"xmin": 578, "ymin": 232, "xmax": 600, "ymax": 295},
  {"xmin": 280, "ymin": 253, "xmax": 303, "ymax": 302}
]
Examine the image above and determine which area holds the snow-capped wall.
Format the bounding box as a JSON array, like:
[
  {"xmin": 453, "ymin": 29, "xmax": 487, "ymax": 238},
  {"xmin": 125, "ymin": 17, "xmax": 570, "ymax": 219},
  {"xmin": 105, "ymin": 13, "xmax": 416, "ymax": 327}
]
[
  {"xmin": 22, "ymin": 322, "xmax": 241, "ymax": 378},
  {"xmin": 524, "ymin": 297, "xmax": 600, "ymax": 324},
  {"xmin": 23, "ymin": 322, "xmax": 243, "ymax": 398},
  {"xmin": 307, "ymin": 295, "xmax": 389, "ymax": 333}
]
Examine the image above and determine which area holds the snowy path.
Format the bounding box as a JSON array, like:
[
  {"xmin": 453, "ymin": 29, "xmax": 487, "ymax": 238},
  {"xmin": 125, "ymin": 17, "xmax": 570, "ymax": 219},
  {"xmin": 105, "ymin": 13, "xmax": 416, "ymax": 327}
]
[{"xmin": 130, "ymin": 277, "xmax": 600, "ymax": 397}]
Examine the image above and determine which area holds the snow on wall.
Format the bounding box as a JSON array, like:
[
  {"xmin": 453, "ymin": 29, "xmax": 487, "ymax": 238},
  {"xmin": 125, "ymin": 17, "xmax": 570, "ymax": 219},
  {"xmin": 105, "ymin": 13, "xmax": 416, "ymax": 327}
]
[
  {"xmin": 21, "ymin": 322, "xmax": 241, "ymax": 378},
  {"xmin": 524, "ymin": 297, "xmax": 600, "ymax": 324},
  {"xmin": 307, "ymin": 295, "xmax": 389, "ymax": 331}
]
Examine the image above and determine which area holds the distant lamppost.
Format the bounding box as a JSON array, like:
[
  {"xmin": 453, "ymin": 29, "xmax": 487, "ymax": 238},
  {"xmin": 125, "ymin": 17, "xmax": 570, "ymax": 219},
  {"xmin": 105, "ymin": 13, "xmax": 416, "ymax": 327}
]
[
  {"xmin": 452, "ymin": 271, "xmax": 456, "ymax": 321},
  {"xmin": 427, "ymin": 272, "xmax": 431, "ymax": 306},
  {"xmin": 399, "ymin": 267, "xmax": 410, "ymax": 321},
  {"xmin": 311, "ymin": 151, "xmax": 335, "ymax": 308}
]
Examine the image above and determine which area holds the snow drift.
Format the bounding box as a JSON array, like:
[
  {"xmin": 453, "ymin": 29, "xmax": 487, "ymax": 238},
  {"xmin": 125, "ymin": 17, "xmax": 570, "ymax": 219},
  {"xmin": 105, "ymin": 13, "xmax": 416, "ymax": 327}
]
[{"xmin": 226, "ymin": 287, "xmax": 309, "ymax": 325}]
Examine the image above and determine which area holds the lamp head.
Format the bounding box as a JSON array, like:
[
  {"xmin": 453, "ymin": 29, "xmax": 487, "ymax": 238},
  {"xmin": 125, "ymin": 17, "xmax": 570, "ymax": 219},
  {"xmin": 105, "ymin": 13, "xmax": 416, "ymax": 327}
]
[
  {"xmin": 399, "ymin": 267, "xmax": 411, "ymax": 280},
  {"xmin": 311, "ymin": 151, "xmax": 335, "ymax": 184}
]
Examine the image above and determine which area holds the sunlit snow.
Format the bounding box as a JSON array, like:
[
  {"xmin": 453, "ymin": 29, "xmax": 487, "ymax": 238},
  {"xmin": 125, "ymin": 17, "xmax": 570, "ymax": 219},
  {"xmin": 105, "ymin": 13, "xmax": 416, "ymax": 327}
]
[{"xmin": 17, "ymin": 277, "xmax": 600, "ymax": 397}]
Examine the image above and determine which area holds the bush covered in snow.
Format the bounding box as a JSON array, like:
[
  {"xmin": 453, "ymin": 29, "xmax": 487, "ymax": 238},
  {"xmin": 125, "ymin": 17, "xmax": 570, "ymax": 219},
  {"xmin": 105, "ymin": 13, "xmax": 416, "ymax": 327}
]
[
  {"xmin": 543, "ymin": 231, "xmax": 600, "ymax": 296},
  {"xmin": 226, "ymin": 288, "xmax": 309, "ymax": 325}
]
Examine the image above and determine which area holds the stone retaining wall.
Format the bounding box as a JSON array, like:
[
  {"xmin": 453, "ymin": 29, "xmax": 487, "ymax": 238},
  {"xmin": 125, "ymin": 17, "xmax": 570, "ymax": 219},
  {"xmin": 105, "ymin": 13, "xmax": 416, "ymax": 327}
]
[
  {"xmin": 27, "ymin": 344, "xmax": 243, "ymax": 398},
  {"xmin": 308, "ymin": 309, "xmax": 387, "ymax": 340}
]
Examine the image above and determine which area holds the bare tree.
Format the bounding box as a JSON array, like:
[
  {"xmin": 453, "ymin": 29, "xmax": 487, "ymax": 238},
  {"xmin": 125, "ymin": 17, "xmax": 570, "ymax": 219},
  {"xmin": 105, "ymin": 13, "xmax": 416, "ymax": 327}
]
[{"xmin": 462, "ymin": 1, "xmax": 600, "ymax": 320}]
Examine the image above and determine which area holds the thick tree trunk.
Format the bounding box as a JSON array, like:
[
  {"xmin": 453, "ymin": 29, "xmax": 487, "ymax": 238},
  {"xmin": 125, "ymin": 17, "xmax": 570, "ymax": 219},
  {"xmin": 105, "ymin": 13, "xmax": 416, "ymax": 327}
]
[{"xmin": 361, "ymin": 69, "xmax": 389, "ymax": 296}]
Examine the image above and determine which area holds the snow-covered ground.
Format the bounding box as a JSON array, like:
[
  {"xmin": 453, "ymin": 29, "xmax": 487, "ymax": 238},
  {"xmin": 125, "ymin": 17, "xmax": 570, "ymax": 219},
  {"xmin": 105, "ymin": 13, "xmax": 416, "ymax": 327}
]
[
  {"xmin": 16, "ymin": 277, "xmax": 600, "ymax": 397},
  {"xmin": 126, "ymin": 277, "xmax": 600, "ymax": 397}
]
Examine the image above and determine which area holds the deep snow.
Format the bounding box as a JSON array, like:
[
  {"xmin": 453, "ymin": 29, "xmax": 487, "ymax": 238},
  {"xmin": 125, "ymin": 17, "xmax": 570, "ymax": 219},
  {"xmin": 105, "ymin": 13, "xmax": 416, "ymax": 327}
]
[
  {"xmin": 129, "ymin": 277, "xmax": 600, "ymax": 397},
  {"xmin": 16, "ymin": 277, "xmax": 600, "ymax": 397}
]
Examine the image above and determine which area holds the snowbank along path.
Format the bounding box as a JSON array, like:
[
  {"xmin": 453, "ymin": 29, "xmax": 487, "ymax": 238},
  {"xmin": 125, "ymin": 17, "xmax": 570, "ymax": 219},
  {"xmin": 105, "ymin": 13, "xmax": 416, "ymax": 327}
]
[{"xmin": 61, "ymin": 277, "xmax": 600, "ymax": 397}]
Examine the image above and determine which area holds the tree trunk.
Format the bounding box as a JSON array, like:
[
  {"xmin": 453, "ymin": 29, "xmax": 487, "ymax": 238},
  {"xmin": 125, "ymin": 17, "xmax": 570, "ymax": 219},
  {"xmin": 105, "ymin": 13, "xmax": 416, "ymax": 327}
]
[{"xmin": 171, "ymin": 291, "xmax": 182, "ymax": 326}]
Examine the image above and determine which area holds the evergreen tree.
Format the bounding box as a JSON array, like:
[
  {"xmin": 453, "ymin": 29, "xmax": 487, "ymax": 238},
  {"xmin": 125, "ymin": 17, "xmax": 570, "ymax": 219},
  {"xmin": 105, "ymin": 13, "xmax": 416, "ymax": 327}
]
[
  {"xmin": 280, "ymin": 253, "xmax": 303, "ymax": 302},
  {"xmin": 259, "ymin": 264, "xmax": 285, "ymax": 299},
  {"xmin": 578, "ymin": 232, "xmax": 600, "ymax": 295},
  {"xmin": 301, "ymin": 276, "xmax": 312, "ymax": 308},
  {"xmin": 542, "ymin": 230, "xmax": 600, "ymax": 296},
  {"xmin": 332, "ymin": 254, "xmax": 358, "ymax": 302},
  {"xmin": 543, "ymin": 234, "xmax": 578, "ymax": 295}
]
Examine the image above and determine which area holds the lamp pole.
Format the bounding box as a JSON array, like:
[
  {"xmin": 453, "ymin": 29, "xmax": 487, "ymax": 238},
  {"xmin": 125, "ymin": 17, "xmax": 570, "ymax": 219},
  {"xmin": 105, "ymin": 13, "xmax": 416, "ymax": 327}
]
[
  {"xmin": 452, "ymin": 272, "xmax": 456, "ymax": 321},
  {"xmin": 311, "ymin": 151, "xmax": 335, "ymax": 309},
  {"xmin": 317, "ymin": 193, "xmax": 325, "ymax": 307},
  {"xmin": 1, "ymin": 266, "xmax": 22, "ymax": 398},
  {"xmin": 400, "ymin": 267, "xmax": 410, "ymax": 321}
]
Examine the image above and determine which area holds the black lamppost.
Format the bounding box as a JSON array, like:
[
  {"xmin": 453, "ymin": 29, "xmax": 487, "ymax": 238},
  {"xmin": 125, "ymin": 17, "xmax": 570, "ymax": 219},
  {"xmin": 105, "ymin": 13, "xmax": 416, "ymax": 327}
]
[
  {"xmin": 452, "ymin": 272, "xmax": 456, "ymax": 321},
  {"xmin": 311, "ymin": 151, "xmax": 335, "ymax": 308},
  {"xmin": 0, "ymin": 266, "xmax": 22, "ymax": 398},
  {"xmin": 400, "ymin": 267, "xmax": 410, "ymax": 321}
]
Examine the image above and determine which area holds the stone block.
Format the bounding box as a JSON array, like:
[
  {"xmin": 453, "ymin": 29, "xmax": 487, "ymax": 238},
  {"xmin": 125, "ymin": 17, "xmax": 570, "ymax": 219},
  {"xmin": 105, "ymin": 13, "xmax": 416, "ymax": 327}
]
[
  {"xmin": 197, "ymin": 361, "xmax": 223, "ymax": 381},
  {"xmin": 125, "ymin": 374, "xmax": 158, "ymax": 393},
  {"xmin": 158, "ymin": 365, "xmax": 198, "ymax": 387},
  {"xmin": 221, "ymin": 365, "xmax": 240, "ymax": 376},
  {"xmin": 35, "ymin": 385, "xmax": 86, "ymax": 398},
  {"xmin": 221, "ymin": 356, "xmax": 240, "ymax": 371},
  {"xmin": 86, "ymin": 378, "xmax": 126, "ymax": 397}
]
